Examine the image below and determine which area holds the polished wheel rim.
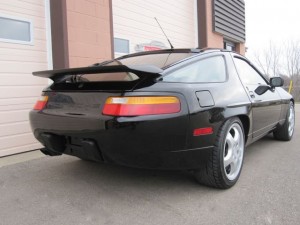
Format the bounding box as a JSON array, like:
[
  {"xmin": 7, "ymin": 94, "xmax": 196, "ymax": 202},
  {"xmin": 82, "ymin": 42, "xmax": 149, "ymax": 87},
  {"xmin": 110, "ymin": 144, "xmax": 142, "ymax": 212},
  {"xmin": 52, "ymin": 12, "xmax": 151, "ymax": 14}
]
[
  {"xmin": 223, "ymin": 123, "xmax": 244, "ymax": 181},
  {"xmin": 288, "ymin": 105, "xmax": 295, "ymax": 137}
]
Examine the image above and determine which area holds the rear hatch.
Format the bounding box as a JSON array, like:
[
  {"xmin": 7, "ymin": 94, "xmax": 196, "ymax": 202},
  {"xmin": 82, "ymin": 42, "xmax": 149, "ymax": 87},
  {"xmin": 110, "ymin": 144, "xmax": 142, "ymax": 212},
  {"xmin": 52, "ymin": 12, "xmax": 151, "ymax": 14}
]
[
  {"xmin": 32, "ymin": 64, "xmax": 165, "ymax": 122},
  {"xmin": 30, "ymin": 64, "xmax": 187, "ymax": 159}
]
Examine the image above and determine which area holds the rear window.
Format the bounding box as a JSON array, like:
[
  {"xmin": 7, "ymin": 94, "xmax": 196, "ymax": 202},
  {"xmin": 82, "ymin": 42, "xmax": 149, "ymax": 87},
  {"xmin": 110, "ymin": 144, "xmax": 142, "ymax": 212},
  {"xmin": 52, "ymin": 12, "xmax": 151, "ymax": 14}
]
[
  {"xmin": 104, "ymin": 53, "xmax": 195, "ymax": 69},
  {"xmin": 163, "ymin": 56, "xmax": 226, "ymax": 83},
  {"xmin": 73, "ymin": 72, "xmax": 139, "ymax": 82}
]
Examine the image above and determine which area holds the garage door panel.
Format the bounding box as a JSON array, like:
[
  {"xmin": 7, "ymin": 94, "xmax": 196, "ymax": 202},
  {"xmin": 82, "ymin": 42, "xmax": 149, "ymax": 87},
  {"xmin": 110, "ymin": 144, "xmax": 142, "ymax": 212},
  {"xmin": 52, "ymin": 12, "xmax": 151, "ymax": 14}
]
[
  {"xmin": 0, "ymin": 143, "xmax": 42, "ymax": 157},
  {"xmin": 0, "ymin": 103, "xmax": 34, "ymax": 111},
  {"xmin": 34, "ymin": 29, "xmax": 47, "ymax": 41},
  {"xmin": 0, "ymin": 47, "xmax": 47, "ymax": 58},
  {"xmin": 0, "ymin": 110, "xmax": 30, "ymax": 124},
  {"xmin": 0, "ymin": 75, "xmax": 47, "ymax": 86},
  {"xmin": 0, "ymin": 86, "xmax": 44, "ymax": 99},
  {"xmin": 0, "ymin": 1, "xmax": 49, "ymax": 156},
  {"xmin": 22, "ymin": 0, "xmax": 44, "ymax": 7},
  {"xmin": 125, "ymin": 0, "xmax": 194, "ymax": 15},
  {"xmin": 0, "ymin": 97, "xmax": 37, "ymax": 106},
  {"xmin": 114, "ymin": 20, "xmax": 194, "ymax": 44},
  {"xmin": 0, "ymin": 40, "xmax": 48, "ymax": 52},
  {"xmin": 0, "ymin": 133, "xmax": 37, "ymax": 150},
  {"xmin": 113, "ymin": 0, "xmax": 196, "ymax": 50},
  {"xmin": 0, "ymin": 0, "xmax": 45, "ymax": 13},
  {"xmin": 0, "ymin": 0, "xmax": 44, "ymax": 20},
  {"xmin": 0, "ymin": 121, "xmax": 31, "ymax": 137},
  {"xmin": 0, "ymin": 61, "xmax": 48, "ymax": 74},
  {"xmin": 0, "ymin": 53, "xmax": 47, "ymax": 63},
  {"xmin": 114, "ymin": 4, "xmax": 194, "ymax": 27}
]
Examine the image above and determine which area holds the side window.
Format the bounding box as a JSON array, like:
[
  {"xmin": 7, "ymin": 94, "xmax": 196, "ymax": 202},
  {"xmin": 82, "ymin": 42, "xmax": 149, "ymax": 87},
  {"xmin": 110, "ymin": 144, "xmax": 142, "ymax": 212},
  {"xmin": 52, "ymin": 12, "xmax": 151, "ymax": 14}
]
[
  {"xmin": 234, "ymin": 58, "xmax": 267, "ymax": 85},
  {"xmin": 163, "ymin": 56, "xmax": 226, "ymax": 83}
]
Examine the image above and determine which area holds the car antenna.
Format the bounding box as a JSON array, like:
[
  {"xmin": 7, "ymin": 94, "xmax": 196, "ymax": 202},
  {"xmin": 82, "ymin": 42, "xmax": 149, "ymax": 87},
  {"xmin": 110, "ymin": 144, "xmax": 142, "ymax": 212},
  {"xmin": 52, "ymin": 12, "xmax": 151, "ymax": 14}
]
[{"xmin": 154, "ymin": 17, "xmax": 174, "ymax": 49}]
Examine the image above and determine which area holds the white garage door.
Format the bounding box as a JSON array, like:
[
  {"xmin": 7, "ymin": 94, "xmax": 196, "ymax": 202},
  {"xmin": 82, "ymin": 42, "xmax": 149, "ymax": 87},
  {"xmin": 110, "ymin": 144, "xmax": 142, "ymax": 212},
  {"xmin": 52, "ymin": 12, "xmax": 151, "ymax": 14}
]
[
  {"xmin": 0, "ymin": 0, "xmax": 51, "ymax": 156},
  {"xmin": 113, "ymin": 0, "xmax": 198, "ymax": 56}
]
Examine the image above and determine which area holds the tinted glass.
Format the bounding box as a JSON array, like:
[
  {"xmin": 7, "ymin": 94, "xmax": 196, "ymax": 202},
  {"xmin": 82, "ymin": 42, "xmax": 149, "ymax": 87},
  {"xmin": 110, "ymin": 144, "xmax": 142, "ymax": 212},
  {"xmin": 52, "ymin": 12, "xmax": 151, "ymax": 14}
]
[
  {"xmin": 234, "ymin": 58, "xmax": 267, "ymax": 85},
  {"xmin": 163, "ymin": 56, "xmax": 226, "ymax": 83},
  {"xmin": 76, "ymin": 72, "xmax": 139, "ymax": 82},
  {"xmin": 0, "ymin": 17, "xmax": 31, "ymax": 42},
  {"xmin": 105, "ymin": 53, "xmax": 195, "ymax": 69}
]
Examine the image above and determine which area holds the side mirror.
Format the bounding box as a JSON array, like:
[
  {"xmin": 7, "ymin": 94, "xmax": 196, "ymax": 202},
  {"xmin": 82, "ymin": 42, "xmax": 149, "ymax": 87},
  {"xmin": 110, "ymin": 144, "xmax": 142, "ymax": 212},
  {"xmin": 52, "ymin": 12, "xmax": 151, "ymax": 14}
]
[{"xmin": 270, "ymin": 77, "xmax": 284, "ymax": 87}]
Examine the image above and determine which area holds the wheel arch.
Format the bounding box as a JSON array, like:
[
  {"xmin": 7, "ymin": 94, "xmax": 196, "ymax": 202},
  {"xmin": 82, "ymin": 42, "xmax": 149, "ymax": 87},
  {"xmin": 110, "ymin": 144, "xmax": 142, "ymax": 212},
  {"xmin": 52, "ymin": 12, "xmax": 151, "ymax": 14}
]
[{"xmin": 237, "ymin": 115, "xmax": 250, "ymax": 143}]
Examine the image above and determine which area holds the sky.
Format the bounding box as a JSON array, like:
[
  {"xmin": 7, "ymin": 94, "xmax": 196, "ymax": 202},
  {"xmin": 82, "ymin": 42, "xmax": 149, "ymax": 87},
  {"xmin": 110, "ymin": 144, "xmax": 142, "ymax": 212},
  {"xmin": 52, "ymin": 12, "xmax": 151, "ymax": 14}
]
[{"xmin": 245, "ymin": 0, "xmax": 300, "ymax": 57}]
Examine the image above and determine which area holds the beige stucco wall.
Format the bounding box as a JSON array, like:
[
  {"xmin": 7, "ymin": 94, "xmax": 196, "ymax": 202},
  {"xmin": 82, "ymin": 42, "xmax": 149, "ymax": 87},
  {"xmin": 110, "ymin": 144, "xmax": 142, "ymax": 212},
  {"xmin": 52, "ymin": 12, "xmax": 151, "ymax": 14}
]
[
  {"xmin": 0, "ymin": 0, "xmax": 49, "ymax": 156},
  {"xmin": 204, "ymin": 0, "xmax": 224, "ymax": 49},
  {"xmin": 65, "ymin": 0, "xmax": 113, "ymax": 67}
]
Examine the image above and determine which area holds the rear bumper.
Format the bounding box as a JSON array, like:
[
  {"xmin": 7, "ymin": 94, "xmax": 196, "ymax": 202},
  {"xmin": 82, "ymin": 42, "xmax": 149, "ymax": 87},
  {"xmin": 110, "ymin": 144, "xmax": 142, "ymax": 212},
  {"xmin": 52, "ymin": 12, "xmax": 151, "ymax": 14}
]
[
  {"xmin": 29, "ymin": 110, "xmax": 213, "ymax": 170},
  {"xmin": 37, "ymin": 132, "xmax": 213, "ymax": 170}
]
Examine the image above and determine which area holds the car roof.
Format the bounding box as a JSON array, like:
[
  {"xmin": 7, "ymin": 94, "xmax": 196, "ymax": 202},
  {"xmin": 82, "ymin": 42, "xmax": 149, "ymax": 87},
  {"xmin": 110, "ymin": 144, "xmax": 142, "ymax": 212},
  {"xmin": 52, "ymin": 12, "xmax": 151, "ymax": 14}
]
[
  {"xmin": 116, "ymin": 48, "xmax": 231, "ymax": 60},
  {"xmin": 110, "ymin": 48, "xmax": 237, "ymax": 70}
]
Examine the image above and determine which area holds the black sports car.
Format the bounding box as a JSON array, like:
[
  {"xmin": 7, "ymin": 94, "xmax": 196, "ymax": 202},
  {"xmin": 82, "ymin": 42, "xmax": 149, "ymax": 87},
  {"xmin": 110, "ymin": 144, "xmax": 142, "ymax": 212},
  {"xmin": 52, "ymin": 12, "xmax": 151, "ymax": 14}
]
[{"xmin": 29, "ymin": 49, "xmax": 295, "ymax": 189}]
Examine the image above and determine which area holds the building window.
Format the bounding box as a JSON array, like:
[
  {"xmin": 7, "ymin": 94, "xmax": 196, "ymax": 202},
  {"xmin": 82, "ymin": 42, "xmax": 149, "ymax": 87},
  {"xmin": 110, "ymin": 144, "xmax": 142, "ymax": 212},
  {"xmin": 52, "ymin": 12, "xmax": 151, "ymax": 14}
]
[
  {"xmin": 224, "ymin": 40, "xmax": 236, "ymax": 51},
  {"xmin": 0, "ymin": 15, "xmax": 33, "ymax": 44},
  {"xmin": 114, "ymin": 38, "xmax": 129, "ymax": 54}
]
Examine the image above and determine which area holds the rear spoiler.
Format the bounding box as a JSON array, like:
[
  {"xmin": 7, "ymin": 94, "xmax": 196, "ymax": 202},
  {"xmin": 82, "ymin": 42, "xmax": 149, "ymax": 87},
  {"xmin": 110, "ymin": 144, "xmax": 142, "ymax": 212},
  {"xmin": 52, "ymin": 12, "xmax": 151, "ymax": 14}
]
[{"xmin": 33, "ymin": 65, "xmax": 163, "ymax": 82}]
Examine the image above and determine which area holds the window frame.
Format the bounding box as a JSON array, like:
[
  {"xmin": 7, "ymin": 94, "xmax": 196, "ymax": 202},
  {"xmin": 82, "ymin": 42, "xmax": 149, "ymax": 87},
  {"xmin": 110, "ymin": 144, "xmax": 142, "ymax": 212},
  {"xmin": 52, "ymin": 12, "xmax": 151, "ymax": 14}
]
[
  {"xmin": 161, "ymin": 54, "xmax": 229, "ymax": 84},
  {"xmin": 0, "ymin": 14, "xmax": 34, "ymax": 45},
  {"xmin": 233, "ymin": 56, "xmax": 269, "ymax": 85}
]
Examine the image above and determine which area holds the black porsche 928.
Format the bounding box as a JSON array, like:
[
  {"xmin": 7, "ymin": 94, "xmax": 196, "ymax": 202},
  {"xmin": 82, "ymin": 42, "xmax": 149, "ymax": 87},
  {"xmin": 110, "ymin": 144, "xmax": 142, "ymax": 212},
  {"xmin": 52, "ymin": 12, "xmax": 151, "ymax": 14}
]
[{"xmin": 29, "ymin": 49, "xmax": 295, "ymax": 189}]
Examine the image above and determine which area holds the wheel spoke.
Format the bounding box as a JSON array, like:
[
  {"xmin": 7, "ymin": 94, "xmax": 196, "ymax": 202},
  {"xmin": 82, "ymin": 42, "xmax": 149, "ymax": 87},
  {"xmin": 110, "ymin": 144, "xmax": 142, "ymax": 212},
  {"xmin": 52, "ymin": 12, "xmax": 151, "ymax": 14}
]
[
  {"xmin": 233, "ymin": 127, "xmax": 240, "ymax": 145},
  {"xmin": 230, "ymin": 161, "xmax": 237, "ymax": 175},
  {"xmin": 224, "ymin": 150, "xmax": 234, "ymax": 167},
  {"xmin": 226, "ymin": 133, "xmax": 235, "ymax": 148}
]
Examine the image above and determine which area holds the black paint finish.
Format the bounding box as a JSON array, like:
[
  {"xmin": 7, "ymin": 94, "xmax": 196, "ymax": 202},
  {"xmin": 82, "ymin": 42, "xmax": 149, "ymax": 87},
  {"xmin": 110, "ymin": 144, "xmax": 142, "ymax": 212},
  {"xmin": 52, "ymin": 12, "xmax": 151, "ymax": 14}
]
[{"xmin": 29, "ymin": 49, "xmax": 293, "ymax": 170}]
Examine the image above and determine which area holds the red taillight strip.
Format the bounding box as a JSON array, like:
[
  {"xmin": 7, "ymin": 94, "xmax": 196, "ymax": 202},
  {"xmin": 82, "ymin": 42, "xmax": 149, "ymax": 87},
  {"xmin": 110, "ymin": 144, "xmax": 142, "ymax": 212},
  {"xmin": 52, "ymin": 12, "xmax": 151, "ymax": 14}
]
[
  {"xmin": 33, "ymin": 96, "xmax": 48, "ymax": 110},
  {"xmin": 193, "ymin": 127, "xmax": 213, "ymax": 136},
  {"xmin": 103, "ymin": 96, "xmax": 180, "ymax": 116}
]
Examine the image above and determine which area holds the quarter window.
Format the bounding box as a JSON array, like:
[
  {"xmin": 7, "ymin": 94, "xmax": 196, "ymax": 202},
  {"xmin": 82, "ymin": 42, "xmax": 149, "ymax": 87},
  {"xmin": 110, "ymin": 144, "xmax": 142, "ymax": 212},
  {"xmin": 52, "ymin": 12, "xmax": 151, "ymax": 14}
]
[
  {"xmin": 163, "ymin": 56, "xmax": 226, "ymax": 83},
  {"xmin": 234, "ymin": 58, "xmax": 267, "ymax": 85}
]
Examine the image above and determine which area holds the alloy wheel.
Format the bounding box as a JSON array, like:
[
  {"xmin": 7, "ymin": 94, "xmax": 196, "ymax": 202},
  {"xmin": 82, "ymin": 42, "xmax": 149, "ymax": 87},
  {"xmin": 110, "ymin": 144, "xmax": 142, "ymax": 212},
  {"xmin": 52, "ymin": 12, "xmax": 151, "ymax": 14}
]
[
  {"xmin": 288, "ymin": 104, "xmax": 295, "ymax": 137},
  {"xmin": 223, "ymin": 123, "xmax": 244, "ymax": 181}
]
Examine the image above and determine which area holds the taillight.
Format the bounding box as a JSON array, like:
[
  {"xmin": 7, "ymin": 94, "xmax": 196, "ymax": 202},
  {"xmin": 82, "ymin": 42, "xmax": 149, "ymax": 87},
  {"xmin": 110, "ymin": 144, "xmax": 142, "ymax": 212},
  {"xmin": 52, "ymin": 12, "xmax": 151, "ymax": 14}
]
[
  {"xmin": 103, "ymin": 96, "xmax": 180, "ymax": 116},
  {"xmin": 33, "ymin": 96, "xmax": 48, "ymax": 110}
]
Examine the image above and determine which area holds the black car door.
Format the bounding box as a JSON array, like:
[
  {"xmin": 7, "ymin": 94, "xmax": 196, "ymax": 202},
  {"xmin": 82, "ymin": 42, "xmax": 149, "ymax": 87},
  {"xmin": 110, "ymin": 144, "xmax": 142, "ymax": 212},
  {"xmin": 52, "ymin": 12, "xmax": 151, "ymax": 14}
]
[{"xmin": 233, "ymin": 56, "xmax": 282, "ymax": 139}]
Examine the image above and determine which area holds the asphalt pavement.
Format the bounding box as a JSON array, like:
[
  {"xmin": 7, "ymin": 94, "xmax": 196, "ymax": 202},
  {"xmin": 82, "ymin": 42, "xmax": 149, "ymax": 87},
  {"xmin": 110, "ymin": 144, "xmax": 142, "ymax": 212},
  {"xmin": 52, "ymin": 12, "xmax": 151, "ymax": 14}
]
[{"xmin": 0, "ymin": 106, "xmax": 299, "ymax": 225}]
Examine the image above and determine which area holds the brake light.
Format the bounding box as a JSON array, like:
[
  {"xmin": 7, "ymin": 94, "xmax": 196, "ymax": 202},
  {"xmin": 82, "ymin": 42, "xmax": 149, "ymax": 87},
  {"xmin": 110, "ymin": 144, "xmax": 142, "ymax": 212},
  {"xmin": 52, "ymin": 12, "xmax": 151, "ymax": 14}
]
[
  {"xmin": 103, "ymin": 96, "xmax": 180, "ymax": 116},
  {"xmin": 33, "ymin": 96, "xmax": 48, "ymax": 110}
]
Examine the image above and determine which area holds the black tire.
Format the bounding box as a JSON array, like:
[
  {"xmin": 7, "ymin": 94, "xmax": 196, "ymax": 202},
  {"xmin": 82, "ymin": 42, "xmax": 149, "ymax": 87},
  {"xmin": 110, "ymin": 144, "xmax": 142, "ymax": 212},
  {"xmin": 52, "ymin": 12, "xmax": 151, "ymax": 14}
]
[
  {"xmin": 194, "ymin": 117, "xmax": 245, "ymax": 189},
  {"xmin": 273, "ymin": 101, "xmax": 295, "ymax": 141}
]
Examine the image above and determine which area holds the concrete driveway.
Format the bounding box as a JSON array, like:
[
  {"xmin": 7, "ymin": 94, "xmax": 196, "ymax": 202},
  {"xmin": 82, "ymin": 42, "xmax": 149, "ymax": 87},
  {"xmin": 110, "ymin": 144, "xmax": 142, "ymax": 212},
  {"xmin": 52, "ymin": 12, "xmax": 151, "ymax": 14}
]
[{"xmin": 0, "ymin": 106, "xmax": 299, "ymax": 225}]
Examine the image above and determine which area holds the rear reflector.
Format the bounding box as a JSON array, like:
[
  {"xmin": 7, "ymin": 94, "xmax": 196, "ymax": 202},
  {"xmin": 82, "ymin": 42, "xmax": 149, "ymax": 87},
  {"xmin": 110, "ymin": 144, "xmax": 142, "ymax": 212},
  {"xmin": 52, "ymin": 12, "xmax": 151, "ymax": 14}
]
[
  {"xmin": 33, "ymin": 96, "xmax": 48, "ymax": 110},
  {"xmin": 193, "ymin": 127, "xmax": 213, "ymax": 136},
  {"xmin": 103, "ymin": 96, "xmax": 180, "ymax": 116}
]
